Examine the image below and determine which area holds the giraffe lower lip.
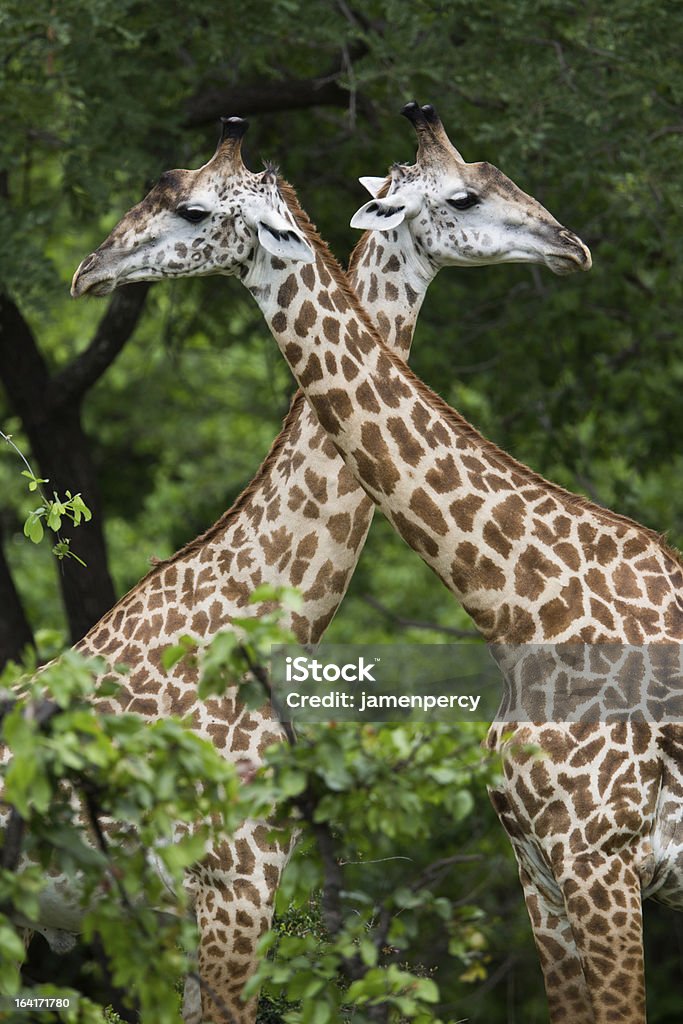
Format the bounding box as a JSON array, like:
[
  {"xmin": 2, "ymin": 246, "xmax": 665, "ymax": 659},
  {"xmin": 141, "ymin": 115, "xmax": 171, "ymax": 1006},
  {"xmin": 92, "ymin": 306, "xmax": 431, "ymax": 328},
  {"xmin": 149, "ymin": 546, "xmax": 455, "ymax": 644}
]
[
  {"xmin": 72, "ymin": 274, "xmax": 115, "ymax": 298},
  {"xmin": 88, "ymin": 279, "xmax": 115, "ymax": 296},
  {"xmin": 547, "ymin": 253, "xmax": 588, "ymax": 275}
]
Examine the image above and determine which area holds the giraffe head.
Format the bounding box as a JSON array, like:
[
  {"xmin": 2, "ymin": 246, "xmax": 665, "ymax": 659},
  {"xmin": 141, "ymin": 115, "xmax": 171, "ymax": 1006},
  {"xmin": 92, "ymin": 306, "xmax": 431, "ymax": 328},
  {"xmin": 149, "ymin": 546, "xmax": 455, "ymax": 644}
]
[
  {"xmin": 71, "ymin": 118, "xmax": 314, "ymax": 297},
  {"xmin": 351, "ymin": 102, "xmax": 591, "ymax": 276}
]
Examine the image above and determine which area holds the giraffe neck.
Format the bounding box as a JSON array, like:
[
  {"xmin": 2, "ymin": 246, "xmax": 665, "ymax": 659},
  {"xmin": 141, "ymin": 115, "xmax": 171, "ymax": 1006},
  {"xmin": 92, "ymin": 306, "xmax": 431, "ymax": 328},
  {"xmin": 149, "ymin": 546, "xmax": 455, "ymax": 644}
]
[
  {"xmin": 216, "ymin": 222, "xmax": 433, "ymax": 642},
  {"xmin": 347, "ymin": 225, "xmax": 434, "ymax": 357},
  {"xmin": 245, "ymin": 232, "xmax": 681, "ymax": 646}
]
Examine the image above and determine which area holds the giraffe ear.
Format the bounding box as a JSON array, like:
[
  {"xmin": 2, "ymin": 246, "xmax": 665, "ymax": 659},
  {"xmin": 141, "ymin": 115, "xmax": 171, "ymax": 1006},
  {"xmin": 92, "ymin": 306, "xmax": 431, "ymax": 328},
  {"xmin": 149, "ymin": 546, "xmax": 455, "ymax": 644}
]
[
  {"xmin": 257, "ymin": 213, "xmax": 315, "ymax": 264},
  {"xmin": 358, "ymin": 176, "xmax": 386, "ymax": 197},
  {"xmin": 350, "ymin": 198, "xmax": 407, "ymax": 231}
]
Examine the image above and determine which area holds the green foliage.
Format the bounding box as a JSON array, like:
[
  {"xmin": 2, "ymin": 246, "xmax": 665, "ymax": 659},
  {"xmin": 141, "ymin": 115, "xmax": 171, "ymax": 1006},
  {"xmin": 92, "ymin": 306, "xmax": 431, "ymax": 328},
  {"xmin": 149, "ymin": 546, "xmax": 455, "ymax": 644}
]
[
  {"xmin": 0, "ymin": 592, "xmax": 502, "ymax": 1022},
  {"xmin": 0, "ymin": 649, "xmax": 244, "ymax": 1021}
]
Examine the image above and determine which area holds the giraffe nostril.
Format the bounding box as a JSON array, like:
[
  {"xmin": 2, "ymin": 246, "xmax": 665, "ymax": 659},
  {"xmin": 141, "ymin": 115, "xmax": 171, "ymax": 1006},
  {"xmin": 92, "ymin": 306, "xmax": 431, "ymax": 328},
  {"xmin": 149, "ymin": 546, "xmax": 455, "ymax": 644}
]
[
  {"xmin": 560, "ymin": 229, "xmax": 580, "ymax": 247},
  {"xmin": 79, "ymin": 253, "xmax": 98, "ymax": 274},
  {"xmin": 71, "ymin": 251, "xmax": 106, "ymax": 297}
]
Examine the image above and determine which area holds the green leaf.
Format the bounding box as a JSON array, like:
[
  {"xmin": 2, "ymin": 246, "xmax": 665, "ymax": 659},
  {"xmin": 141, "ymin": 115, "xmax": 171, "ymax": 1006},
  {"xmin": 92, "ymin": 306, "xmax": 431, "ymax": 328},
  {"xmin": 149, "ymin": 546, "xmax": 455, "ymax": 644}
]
[
  {"xmin": 157, "ymin": 830, "xmax": 208, "ymax": 873},
  {"xmin": 46, "ymin": 505, "xmax": 63, "ymax": 531},
  {"xmin": 279, "ymin": 769, "xmax": 307, "ymax": 797},
  {"xmin": 0, "ymin": 919, "xmax": 26, "ymax": 962},
  {"xmin": 20, "ymin": 469, "xmax": 48, "ymax": 492},
  {"xmin": 23, "ymin": 512, "xmax": 44, "ymax": 544},
  {"xmin": 161, "ymin": 635, "xmax": 199, "ymax": 672},
  {"xmin": 359, "ymin": 937, "xmax": 378, "ymax": 966}
]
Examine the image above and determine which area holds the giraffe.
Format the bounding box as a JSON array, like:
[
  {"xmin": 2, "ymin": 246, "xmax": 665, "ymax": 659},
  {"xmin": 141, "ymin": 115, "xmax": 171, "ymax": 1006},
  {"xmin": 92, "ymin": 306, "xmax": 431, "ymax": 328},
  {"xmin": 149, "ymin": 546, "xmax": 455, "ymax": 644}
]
[
  {"xmin": 70, "ymin": 110, "xmax": 683, "ymax": 1024},
  {"xmin": 12, "ymin": 105, "xmax": 583, "ymax": 1024}
]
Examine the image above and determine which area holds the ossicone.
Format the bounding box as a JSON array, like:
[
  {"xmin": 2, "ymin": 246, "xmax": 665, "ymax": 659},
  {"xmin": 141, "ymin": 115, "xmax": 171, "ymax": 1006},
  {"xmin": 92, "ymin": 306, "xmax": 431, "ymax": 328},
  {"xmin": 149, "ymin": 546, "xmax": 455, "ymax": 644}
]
[
  {"xmin": 419, "ymin": 104, "xmax": 440, "ymax": 125},
  {"xmin": 211, "ymin": 115, "xmax": 250, "ymax": 171},
  {"xmin": 400, "ymin": 101, "xmax": 442, "ymax": 131},
  {"xmin": 400, "ymin": 100, "xmax": 463, "ymax": 164},
  {"xmin": 219, "ymin": 116, "xmax": 249, "ymax": 142}
]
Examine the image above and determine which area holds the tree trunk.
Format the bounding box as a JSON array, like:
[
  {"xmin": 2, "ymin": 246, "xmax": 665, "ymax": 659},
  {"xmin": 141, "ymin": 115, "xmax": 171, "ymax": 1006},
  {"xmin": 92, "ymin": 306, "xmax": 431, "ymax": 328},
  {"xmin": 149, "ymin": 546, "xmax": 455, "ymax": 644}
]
[
  {"xmin": 25, "ymin": 408, "xmax": 116, "ymax": 643},
  {"xmin": 0, "ymin": 521, "xmax": 34, "ymax": 668},
  {"xmin": 0, "ymin": 292, "xmax": 116, "ymax": 644}
]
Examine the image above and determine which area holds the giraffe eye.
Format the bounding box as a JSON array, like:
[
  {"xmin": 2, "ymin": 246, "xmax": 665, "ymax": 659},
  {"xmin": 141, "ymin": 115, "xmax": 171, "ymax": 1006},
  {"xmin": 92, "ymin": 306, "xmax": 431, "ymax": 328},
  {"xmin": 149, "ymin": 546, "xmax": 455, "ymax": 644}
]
[
  {"xmin": 177, "ymin": 206, "xmax": 210, "ymax": 223},
  {"xmin": 447, "ymin": 192, "xmax": 479, "ymax": 211}
]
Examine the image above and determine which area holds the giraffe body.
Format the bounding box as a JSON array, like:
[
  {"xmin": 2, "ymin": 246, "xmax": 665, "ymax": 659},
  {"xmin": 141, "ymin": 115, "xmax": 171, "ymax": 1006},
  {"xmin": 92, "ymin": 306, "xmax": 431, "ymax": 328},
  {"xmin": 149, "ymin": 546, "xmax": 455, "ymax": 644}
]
[
  {"xmin": 10, "ymin": 108, "xmax": 586, "ymax": 1022},
  {"xmin": 67, "ymin": 108, "xmax": 683, "ymax": 1023}
]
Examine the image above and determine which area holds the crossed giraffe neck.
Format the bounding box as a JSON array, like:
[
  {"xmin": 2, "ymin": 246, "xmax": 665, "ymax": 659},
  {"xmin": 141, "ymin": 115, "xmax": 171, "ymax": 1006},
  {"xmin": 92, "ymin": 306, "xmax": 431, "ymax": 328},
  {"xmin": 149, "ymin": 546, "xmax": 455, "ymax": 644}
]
[
  {"xmin": 67, "ymin": 105, "xmax": 591, "ymax": 1024},
  {"xmin": 73, "ymin": 110, "xmax": 683, "ymax": 1024}
]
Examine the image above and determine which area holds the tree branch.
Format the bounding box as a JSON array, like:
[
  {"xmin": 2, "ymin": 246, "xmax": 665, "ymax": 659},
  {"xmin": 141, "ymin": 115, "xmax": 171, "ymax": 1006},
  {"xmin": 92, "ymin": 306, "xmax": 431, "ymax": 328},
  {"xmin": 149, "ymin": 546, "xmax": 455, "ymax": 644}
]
[
  {"xmin": 409, "ymin": 853, "xmax": 481, "ymax": 894},
  {"xmin": 184, "ymin": 42, "xmax": 370, "ymax": 127},
  {"xmin": 361, "ymin": 594, "xmax": 480, "ymax": 639},
  {"xmin": 49, "ymin": 282, "xmax": 151, "ymax": 409},
  {"xmin": 238, "ymin": 644, "xmax": 297, "ymax": 747},
  {"xmin": 0, "ymin": 808, "xmax": 25, "ymax": 872},
  {"xmin": 185, "ymin": 74, "xmax": 351, "ymax": 127},
  {"xmin": 297, "ymin": 789, "xmax": 387, "ymax": 1016},
  {"xmin": 188, "ymin": 971, "xmax": 239, "ymax": 1024}
]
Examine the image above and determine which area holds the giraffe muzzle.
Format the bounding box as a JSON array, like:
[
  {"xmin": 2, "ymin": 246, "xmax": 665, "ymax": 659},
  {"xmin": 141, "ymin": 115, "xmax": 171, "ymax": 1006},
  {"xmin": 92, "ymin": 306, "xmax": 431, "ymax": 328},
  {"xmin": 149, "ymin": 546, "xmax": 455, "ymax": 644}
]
[
  {"xmin": 559, "ymin": 229, "xmax": 592, "ymax": 271},
  {"xmin": 70, "ymin": 252, "xmax": 115, "ymax": 298}
]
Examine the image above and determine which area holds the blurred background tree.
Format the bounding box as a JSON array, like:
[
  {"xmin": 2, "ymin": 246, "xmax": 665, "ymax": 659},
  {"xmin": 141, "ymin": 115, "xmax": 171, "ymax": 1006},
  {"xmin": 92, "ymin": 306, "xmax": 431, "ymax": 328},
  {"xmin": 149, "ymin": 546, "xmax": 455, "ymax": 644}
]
[{"xmin": 1, "ymin": 1, "xmax": 681, "ymax": 1020}]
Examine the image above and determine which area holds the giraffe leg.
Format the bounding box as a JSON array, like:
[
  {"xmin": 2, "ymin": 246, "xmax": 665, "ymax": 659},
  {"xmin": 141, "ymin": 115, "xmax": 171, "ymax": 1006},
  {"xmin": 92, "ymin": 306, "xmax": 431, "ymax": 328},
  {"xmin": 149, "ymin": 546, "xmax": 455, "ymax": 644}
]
[
  {"xmin": 182, "ymin": 954, "xmax": 202, "ymax": 1024},
  {"xmin": 192, "ymin": 877, "xmax": 274, "ymax": 1024},
  {"xmin": 517, "ymin": 865, "xmax": 594, "ymax": 1024},
  {"xmin": 560, "ymin": 856, "xmax": 646, "ymax": 1024},
  {"xmin": 184, "ymin": 820, "xmax": 292, "ymax": 1024},
  {"xmin": 489, "ymin": 787, "xmax": 593, "ymax": 1023}
]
